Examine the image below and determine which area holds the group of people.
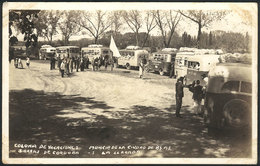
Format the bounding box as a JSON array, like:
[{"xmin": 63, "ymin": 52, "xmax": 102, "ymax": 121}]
[
  {"xmin": 91, "ymin": 56, "xmax": 114, "ymax": 71},
  {"xmin": 175, "ymin": 77, "xmax": 205, "ymax": 118},
  {"xmin": 56, "ymin": 55, "xmax": 90, "ymax": 77},
  {"xmin": 13, "ymin": 57, "xmax": 30, "ymax": 69},
  {"xmin": 56, "ymin": 55, "xmax": 115, "ymax": 78}
]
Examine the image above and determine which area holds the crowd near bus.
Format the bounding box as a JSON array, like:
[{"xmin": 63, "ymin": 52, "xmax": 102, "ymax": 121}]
[{"xmin": 11, "ymin": 43, "xmax": 252, "ymax": 132}]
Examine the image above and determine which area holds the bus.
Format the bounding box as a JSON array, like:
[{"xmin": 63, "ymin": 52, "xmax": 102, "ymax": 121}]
[
  {"xmin": 118, "ymin": 46, "xmax": 149, "ymax": 69},
  {"xmin": 39, "ymin": 45, "xmax": 56, "ymax": 60},
  {"xmin": 56, "ymin": 46, "xmax": 80, "ymax": 59},
  {"xmin": 174, "ymin": 51, "xmax": 194, "ymax": 79},
  {"xmin": 149, "ymin": 48, "xmax": 178, "ymax": 76},
  {"xmin": 204, "ymin": 63, "xmax": 252, "ymax": 131},
  {"xmin": 185, "ymin": 54, "xmax": 220, "ymax": 86},
  {"xmin": 81, "ymin": 44, "xmax": 112, "ymax": 63}
]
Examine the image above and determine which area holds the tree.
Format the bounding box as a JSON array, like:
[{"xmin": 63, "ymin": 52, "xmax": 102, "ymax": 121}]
[
  {"xmin": 9, "ymin": 10, "xmax": 40, "ymax": 56},
  {"xmin": 109, "ymin": 10, "xmax": 124, "ymax": 39},
  {"xmin": 35, "ymin": 10, "xmax": 61, "ymax": 44},
  {"xmin": 58, "ymin": 11, "xmax": 80, "ymax": 45},
  {"xmin": 76, "ymin": 10, "xmax": 112, "ymax": 44},
  {"xmin": 209, "ymin": 31, "xmax": 213, "ymax": 47},
  {"xmin": 153, "ymin": 10, "xmax": 181, "ymax": 48},
  {"xmin": 141, "ymin": 10, "xmax": 157, "ymax": 48},
  {"xmin": 122, "ymin": 10, "xmax": 142, "ymax": 46},
  {"xmin": 178, "ymin": 10, "xmax": 228, "ymax": 48}
]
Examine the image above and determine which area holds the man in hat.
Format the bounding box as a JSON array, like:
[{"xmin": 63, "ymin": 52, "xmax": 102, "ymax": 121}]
[{"xmin": 175, "ymin": 77, "xmax": 185, "ymax": 118}]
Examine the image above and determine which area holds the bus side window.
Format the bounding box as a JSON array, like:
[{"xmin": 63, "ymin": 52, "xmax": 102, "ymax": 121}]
[
  {"xmin": 221, "ymin": 81, "xmax": 239, "ymax": 92},
  {"xmin": 241, "ymin": 81, "xmax": 252, "ymax": 93},
  {"xmin": 185, "ymin": 60, "xmax": 188, "ymax": 66}
]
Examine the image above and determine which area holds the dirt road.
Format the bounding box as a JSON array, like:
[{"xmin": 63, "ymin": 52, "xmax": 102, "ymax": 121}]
[{"xmin": 8, "ymin": 60, "xmax": 251, "ymax": 158}]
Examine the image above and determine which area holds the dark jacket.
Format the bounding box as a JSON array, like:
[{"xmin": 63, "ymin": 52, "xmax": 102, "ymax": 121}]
[
  {"xmin": 190, "ymin": 84, "xmax": 204, "ymax": 101},
  {"xmin": 176, "ymin": 81, "xmax": 184, "ymax": 97}
]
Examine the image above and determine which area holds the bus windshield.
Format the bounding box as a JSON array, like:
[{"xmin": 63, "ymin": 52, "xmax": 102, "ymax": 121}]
[
  {"xmin": 188, "ymin": 61, "xmax": 200, "ymax": 70},
  {"xmin": 56, "ymin": 49, "xmax": 67, "ymax": 53},
  {"xmin": 119, "ymin": 51, "xmax": 135, "ymax": 57},
  {"xmin": 70, "ymin": 48, "xmax": 80, "ymax": 53}
]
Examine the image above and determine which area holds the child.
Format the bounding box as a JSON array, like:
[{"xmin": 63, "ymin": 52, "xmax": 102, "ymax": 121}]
[{"xmin": 26, "ymin": 57, "xmax": 30, "ymax": 68}]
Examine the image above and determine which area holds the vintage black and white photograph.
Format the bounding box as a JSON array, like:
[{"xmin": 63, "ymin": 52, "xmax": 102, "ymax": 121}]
[{"xmin": 2, "ymin": 2, "xmax": 257, "ymax": 164}]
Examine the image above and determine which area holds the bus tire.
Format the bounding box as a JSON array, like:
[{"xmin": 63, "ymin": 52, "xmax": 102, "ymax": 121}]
[
  {"xmin": 126, "ymin": 63, "xmax": 131, "ymax": 70},
  {"xmin": 223, "ymin": 99, "xmax": 250, "ymax": 129},
  {"xmin": 159, "ymin": 69, "xmax": 164, "ymax": 76}
]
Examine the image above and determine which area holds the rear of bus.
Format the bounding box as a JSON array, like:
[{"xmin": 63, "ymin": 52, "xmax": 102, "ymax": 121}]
[
  {"xmin": 101, "ymin": 48, "xmax": 113, "ymax": 62},
  {"xmin": 150, "ymin": 50, "xmax": 176, "ymax": 75},
  {"xmin": 45, "ymin": 47, "xmax": 56, "ymax": 59},
  {"xmin": 56, "ymin": 47, "xmax": 68, "ymax": 59},
  {"xmin": 69, "ymin": 46, "xmax": 80, "ymax": 58},
  {"xmin": 174, "ymin": 52, "xmax": 194, "ymax": 79},
  {"xmin": 186, "ymin": 54, "xmax": 220, "ymax": 86},
  {"xmin": 81, "ymin": 47, "xmax": 97, "ymax": 62}
]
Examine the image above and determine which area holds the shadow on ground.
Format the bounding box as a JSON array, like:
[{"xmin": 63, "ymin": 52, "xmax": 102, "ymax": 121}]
[{"xmin": 9, "ymin": 89, "xmax": 251, "ymax": 158}]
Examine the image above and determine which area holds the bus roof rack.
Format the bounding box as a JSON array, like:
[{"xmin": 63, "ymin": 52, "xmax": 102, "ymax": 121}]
[
  {"xmin": 126, "ymin": 46, "xmax": 141, "ymax": 50},
  {"xmin": 179, "ymin": 47, "xmax": 223, "ymax": 55},
  {"xmin": 161, "ymin": 48, "xmax": 178, "ymax": 52},
  {"xmin": 41, "ymin": 45, "xmax": 53, "ymax": 48},
  {"xmin": 88, "ymin": 44, "xmax": 103, "ymax": 48}
]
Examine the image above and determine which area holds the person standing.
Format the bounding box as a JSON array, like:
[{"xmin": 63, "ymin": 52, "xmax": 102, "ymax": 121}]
[
  {"xmin": 65, "ymin": 58, "xmax": 70, "ymax": 76},
  {"xmin": 85, "ymin": 56, "xmax": 89, "ymax": 69},
  {"xmin": 91, "ymin": 58, "xmax": 95, "ymax": 71},
  {"xmin": 26, "ymin": 56, "xmax": 30, "ymax": 68},
  {"xmin": 189, "ymin": 80, "xmax": 204, "ymax": 115},
  {"xmin": 60, "ymin": 60, "xmax": 66, "ymax": 78},
  {"xmin": 80, "ymin": 57, "xmax": 84, "ymax": 71},
  {"xmin": 110, "ymin": 57, "xmax": 114, "ymax": 71},
  {"xmin": 57, "ymin": 56, "xmax": 62, "ymax": 71},
  {"xmin": 18, "ymin": 58, "xmax": 23, "ymax": 69},
  {"xmin": 169, "ymin": 61, "xmax": 175, "ymax": 78},
  {"xmin": 175, "ymin": 77, "xmax": 185, "ymax": 118},
  {"xmin": 104, "ymin": 57, "xmax": 108, "ymax": 70},
  {"xmin": 139, "ymin": 60, "xmax": 144, "ymax": 78},
  {"xmin": 69, "ymin": 57, "xmax": 74, "ymax": 73},
  {"xmin": 14, "ymin": 58, "xmax": 18, "ymax": 68},
  {"xmin": 53, "ymin": 54, "xmax": 56, "ymax": 70},
  {"xmin": 75, "ymin": 56, "xmax": 80, "ymax": 72},
  {"xmin": 50, "ymin": 57, "xmax": 54, "ymax": 70}
]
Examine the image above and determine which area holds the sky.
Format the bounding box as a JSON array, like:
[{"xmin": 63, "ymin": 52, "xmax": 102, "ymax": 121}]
[{"xmin": 8, "ymin": 2, "xmax": 256, "ymax": 42}]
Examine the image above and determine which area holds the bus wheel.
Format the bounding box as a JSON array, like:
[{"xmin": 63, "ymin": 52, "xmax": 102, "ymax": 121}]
[
  {"xmin": 126, "ymin": 63, "xmax": 131, "ymax": 70},
  {"xmin": 223, "ymin": 99, "xmax": 250, "ymax": 129},
  {"xmin": 159, "ymin": 69, "xmax": 164, "ymax": 76}
]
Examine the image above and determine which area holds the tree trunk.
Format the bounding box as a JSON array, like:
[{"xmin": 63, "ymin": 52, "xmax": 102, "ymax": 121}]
[
  {"xmin": 94, "ymin": 37, "xmax": 98, "ymax": 44},
  {"xmin": 65, "ymin": 36, "xmax": 69, "ymax": 45},
  {"xmin": 142, "ymin": 33, "xmax": 149, "ymax": 48},
  {"xmin": 166, "ymin": 31, "xmax": 175, "ymax": 48},
  {"xmin": 135, "ymin": 32, "xmax": 139, "ymax": 46},
  {"xmin": 162, "ymin": 32, "xmax": 167, "ymax": 48},
  {"xmin": 197, "ymin": 23, "xmax": 202, "ymax": 48}
]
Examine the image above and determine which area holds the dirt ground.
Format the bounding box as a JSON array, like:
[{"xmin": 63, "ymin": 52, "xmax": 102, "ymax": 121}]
[{"xmin": 8, "ymin": 60, "xmax": 251, "ymax": 158}]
